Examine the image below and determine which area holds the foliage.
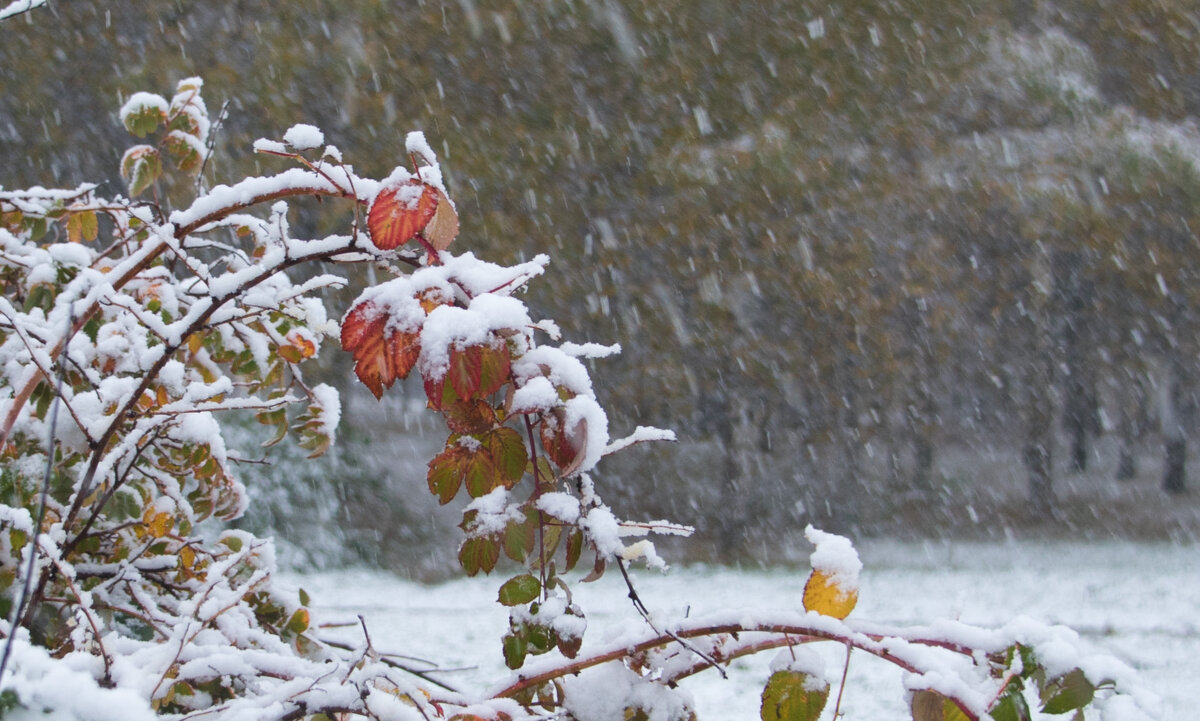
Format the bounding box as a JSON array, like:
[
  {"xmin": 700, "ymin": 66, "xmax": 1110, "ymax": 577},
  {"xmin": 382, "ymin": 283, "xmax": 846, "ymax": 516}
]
[
  {"xmin": 0, "ymin": 60, "xmax": 1158, "ymax": 720},
  {"xmin": 7, "ymin": 1, "xmax": 1200, "ymax": 545}
]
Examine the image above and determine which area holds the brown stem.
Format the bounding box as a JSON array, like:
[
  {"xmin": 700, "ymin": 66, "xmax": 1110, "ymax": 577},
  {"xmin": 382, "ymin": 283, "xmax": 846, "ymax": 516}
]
[{"xmin": 489, "ymin": 621, "xmax": 981, "ymax": 721}]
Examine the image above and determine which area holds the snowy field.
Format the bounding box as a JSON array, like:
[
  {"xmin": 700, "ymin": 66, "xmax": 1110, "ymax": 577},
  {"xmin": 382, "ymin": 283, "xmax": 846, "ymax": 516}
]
[{"xmin": 290, "ymin": 540, "xmax": 1197, "ymax": 719}]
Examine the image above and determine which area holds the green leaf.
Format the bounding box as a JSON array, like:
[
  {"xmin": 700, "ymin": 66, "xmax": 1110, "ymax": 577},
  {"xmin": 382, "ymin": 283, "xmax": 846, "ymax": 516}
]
[
  {"xmin": 459, "ymin": 536, "xmax": 499, "ymax": 576},
  {"xmin": 989, "ymin": 685, "xmax": 1032, "ymax": 721},
  {"xmin": 123, "ymin": 97, "xmax": 167, "ymax": 137},
  {"xmin": 1041, "ymin": 669, "xmax": 1094, "ymax": 715},
  {"xmin": 761, "ymin": 670, "xmax": 828, "ymax": 721},
  {"xmin": 565, "ymin": 529, "xmax": 584, "ymax": 572},
  {"xmin": 526, "ymin": 622, "xmax": 556, "ymax": 654},
  {"xmin": 464, "ymin": 446, "xmax": 498, "ymax": 498},
  {"xmin": 498, "ymin": 574, "xmax": 541, "ymax": 606},
  {"xmin": 164, "ymin": 131, "xmax": 202, "ymax": 174},
  {"xmin": 911, "ymin": 690, "xmax": 971, "ymax": 721},
  {"xmin": 285, "ymin": 608, "xmax": 310, "ymax": 634},
  {"xmin": 120, "ymin": 146, "xmax": 162, "ymax": 197},
  {"xmin": 299, "ymin": 588, "xmax": 311, "ymax": 607},
  {"xmin": 503, "ymin": 516, "xmax": 536, "ymax": 563},
  {"xmin": 502, "ymin": 632, "xmax": 528, "ymax": 670}
]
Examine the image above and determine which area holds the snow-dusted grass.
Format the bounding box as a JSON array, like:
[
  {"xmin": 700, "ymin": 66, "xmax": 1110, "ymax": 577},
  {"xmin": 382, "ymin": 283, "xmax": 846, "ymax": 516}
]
[{"xmin": 291, "ymin": 540, "xmax": 1195, "ymax": 719}]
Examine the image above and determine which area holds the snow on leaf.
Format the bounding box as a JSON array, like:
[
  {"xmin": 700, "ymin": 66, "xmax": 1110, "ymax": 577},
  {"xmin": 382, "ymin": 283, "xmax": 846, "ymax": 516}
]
[
  {"xmin": 801, "ymin": 526, "xmax": 861, "ymax": 619},
  {"xmin": 120, "ymin": 146, "xmax": 162, "ymax": 197},
  {"xmin": 119, "ymin": 92, "xmax": 169, "ymax": 137},
  {"xmin": 911, "ymin": 690, "xmax": 972, "ymax": 721},
  {"xmin": 367, "ymin": 178, "xmax": 438, "ymax": 251},
  {"xmin": 761, "ymin": 670, "xmax": 829, "ymax": 721},
  {"xmin": 340, "ymin": 299, "xmax": 421, "ymax": 399}
]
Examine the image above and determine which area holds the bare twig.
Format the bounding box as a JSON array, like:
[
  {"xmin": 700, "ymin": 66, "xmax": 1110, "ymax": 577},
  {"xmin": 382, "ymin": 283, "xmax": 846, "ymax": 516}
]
[
  {"xmin": 616, "ymin": 559, "xmax": 727, "ymax": 679},
  {"xmin": 0, "ymin": 303, "xmax": 71, "ymax": 685}
]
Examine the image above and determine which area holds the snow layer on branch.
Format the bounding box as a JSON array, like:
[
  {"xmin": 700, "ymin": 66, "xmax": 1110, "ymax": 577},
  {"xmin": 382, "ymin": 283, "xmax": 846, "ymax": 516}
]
[
  {"xmin": 283, "ymin": 124, "xmax": 325, "ymax": 151},
  {"xmin": 1, "ymin": 640, "xmax": 156, "ymax": 721},
  {"xmin": 561, "ymin": 664, "xmax": 695, "ymax": 721},
  {"xmin": 169, "ymin": 167, "xmax": 377, "ymax": 232}
]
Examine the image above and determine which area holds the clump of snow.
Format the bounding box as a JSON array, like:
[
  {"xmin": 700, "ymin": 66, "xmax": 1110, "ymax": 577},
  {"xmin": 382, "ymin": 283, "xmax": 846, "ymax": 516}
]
[
  {"xmin": 310, "ymin": 384, "xmax": 341, "ymax": 439},
  {"xmin": 769, "ymin": 647, "xmax": 830, "ymax": 693},
  {"xmin": 561, "ymin": 664, "xmax": 695, "ymax": 721},
  {"xmin": 252, "ymin": 138, "xmax": 288, "ymax": 154},
  {"xmin": 118, "ymin": 92, "xmax": 168, "ymax": 125},
  {"xmin": 536, "ymin": 492, "xmax": 581, "ymax": 525},
  {"xmin": 804, "ymin": 525, "xmax": 862, "ymax": 590},
  {"xmin": 283, "ymin": 124, "xmax": 325, "ymax": 151},
  {"xmin": 462, "ymin": 488, "xmax": 522, "ymax": 536}
]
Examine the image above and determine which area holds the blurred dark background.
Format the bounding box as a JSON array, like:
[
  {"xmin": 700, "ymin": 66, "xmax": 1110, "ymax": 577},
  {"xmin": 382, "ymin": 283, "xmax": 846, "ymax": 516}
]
[{"xmin": 4, "ymin": 0, "xmax": 1200, "ymax": 574}]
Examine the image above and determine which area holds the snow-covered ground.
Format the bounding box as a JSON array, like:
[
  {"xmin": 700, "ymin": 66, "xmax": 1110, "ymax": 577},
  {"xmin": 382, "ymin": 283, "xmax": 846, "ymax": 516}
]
[{"xmin": 291, "ymin": 540, "xmax": 1197, "ymax": 719}]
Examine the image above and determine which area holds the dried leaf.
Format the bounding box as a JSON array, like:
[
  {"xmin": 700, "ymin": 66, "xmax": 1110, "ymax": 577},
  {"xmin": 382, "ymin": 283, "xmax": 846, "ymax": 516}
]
[{"xmin": 423, "ymin": 188, "xmax": 460, "ymax": 250}]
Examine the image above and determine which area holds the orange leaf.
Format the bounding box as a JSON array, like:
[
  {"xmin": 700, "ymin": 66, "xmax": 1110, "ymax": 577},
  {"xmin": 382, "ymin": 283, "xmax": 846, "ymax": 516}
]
[
  {"xmin": 447, "ymin": 345, "xmax": 485, "ymax": 400},
  {"xmin": 368, "ymin": 179, "xmax": 438, "ymax": 251},
  {"xmin": 341, "ymin": 300, "xmax": 421, "ymax": 399},
  {"xmin": 478, "ymin": 344, "xmax": 511, "ymax": 397}
]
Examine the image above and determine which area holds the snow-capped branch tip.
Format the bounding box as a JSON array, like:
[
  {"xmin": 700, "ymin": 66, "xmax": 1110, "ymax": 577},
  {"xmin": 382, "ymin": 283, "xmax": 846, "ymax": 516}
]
[{"xmin": 0, "ymin": 0, "xmax": 46, "ymax": 21}]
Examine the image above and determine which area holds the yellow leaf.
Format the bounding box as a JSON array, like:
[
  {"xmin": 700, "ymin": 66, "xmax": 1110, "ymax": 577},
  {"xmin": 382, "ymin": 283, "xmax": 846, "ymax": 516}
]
[
  {"xmin": 143, "ymin": 509, "xmax": 173, "ymax": 539},
  {"xmin": 802, "ymin": 569, "xmax": 858, "ymax": 619}
]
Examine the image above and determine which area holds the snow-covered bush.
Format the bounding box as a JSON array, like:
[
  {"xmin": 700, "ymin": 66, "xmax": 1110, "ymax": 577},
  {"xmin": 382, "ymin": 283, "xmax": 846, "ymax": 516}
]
[{"xmin": 0, "ymin": 69, "xmax": 1157, "ymax": 721}]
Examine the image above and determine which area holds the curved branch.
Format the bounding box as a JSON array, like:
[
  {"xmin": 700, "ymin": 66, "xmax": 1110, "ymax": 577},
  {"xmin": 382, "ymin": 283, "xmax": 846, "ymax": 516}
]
[{"xmin": 488, "ymin": 619, "xmax": 987, "ymax": 721}]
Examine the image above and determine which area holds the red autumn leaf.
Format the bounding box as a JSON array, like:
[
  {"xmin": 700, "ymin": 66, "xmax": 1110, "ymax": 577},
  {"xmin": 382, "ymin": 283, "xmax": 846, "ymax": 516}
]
[
  {"xmin": 423, "ymin": 372, "xmax": 458, "ymax": 410},
  {"xmin": 478, "ymin": 343, "xmax": 511, "ymax": 397},
  {"xmin": 367, "ymin": 178, "xmax": 438, "ymax": 251},
  {"xmin": 540, "ymin": 407, "xmax": 589, "ymax": 477},
  {"xmin": 340, "ymin": 300, "xmax": 421, "ymax": 399},
  {"xmin": 447, "ymin": 345, "xmax": 485, "ymax": 400}
]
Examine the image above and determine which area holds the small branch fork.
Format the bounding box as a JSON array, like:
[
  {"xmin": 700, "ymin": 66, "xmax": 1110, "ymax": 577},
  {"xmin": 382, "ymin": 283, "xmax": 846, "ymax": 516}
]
[{"xmin": 616, "ymin": 559, "xmax": 726, "ymax": 679}]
